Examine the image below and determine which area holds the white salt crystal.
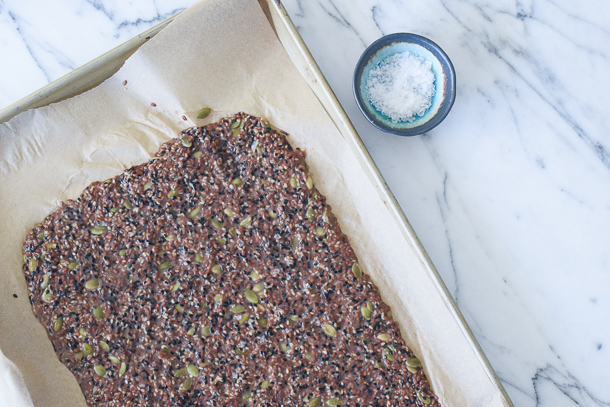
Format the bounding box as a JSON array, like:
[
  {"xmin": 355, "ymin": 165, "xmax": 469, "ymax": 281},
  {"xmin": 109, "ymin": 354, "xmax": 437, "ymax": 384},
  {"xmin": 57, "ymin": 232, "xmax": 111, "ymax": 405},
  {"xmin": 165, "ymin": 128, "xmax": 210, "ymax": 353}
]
[{"xmin": 365, "ymin": 51, "xmax": 435, "ymax": 123}]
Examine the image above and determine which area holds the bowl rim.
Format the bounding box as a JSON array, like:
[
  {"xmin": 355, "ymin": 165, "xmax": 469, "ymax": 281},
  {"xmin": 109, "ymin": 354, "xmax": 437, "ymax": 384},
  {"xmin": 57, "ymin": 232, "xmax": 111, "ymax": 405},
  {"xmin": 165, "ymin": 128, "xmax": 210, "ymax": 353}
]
[{"xmin": 353, "ymin": 33, "xmax": 456, "ymax": 137}]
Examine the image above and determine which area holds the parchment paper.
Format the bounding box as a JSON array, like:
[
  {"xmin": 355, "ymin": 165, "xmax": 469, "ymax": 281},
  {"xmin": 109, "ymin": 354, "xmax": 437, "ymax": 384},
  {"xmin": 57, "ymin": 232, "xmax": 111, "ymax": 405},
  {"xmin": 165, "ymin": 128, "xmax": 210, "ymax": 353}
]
[{"xmin": 0, "ymin": 0, "xmax": 507, "ymax": 405}]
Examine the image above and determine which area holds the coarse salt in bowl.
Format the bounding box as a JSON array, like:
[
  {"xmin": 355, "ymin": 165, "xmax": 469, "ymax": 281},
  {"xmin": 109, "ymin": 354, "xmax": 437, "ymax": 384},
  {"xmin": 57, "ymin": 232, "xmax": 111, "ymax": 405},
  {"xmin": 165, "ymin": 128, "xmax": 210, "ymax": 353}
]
[{"xmin": 353, "ymin": 33, "xmax": 456, "ymax": 137}]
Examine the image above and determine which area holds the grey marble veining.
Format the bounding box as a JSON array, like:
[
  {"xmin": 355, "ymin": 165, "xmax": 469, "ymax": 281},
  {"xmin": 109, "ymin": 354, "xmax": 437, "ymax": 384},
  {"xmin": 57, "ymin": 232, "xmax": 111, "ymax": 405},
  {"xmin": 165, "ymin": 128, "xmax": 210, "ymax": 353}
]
[{"xmin": 1, "ymin": 0, "xmax": 609, "ymax": 406}]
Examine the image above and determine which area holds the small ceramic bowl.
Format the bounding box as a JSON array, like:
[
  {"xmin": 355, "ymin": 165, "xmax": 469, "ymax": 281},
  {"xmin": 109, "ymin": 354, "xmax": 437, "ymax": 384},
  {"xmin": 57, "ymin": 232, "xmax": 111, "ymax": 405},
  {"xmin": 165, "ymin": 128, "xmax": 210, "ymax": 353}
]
[{"xmin": 353, "ymin": 33, "xmax": 456, "ymax": 136}]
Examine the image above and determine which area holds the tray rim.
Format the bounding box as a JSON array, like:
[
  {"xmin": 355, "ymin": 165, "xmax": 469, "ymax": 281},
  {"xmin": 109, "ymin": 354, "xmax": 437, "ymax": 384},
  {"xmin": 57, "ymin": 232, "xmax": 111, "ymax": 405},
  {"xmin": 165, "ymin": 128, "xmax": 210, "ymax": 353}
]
[{"xmin": 0, "ymin": 1, "xmax": 513, "ymax": 405}]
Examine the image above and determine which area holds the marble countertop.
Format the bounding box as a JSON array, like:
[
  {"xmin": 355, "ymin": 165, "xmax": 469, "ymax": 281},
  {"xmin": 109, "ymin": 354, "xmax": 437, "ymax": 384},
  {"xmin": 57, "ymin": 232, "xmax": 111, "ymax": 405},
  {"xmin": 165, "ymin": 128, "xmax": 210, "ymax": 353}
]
[{"xmin": 1, "ymin": 0, "xmax": 609, "ymax": 405}]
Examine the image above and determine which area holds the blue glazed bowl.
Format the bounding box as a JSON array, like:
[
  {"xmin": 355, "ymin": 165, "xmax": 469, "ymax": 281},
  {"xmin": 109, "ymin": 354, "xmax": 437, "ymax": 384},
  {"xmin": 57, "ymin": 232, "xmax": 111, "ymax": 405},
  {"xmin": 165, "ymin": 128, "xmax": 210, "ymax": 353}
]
[{"xmin": 353, "ymin": 33, "xmax": 456, "ymax": 136}]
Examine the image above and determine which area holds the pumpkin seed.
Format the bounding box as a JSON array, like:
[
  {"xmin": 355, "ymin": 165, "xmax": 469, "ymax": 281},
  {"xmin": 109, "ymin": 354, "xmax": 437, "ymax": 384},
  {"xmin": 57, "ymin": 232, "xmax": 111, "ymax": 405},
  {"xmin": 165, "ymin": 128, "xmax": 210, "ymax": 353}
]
[
  {"xmin": 322, "ymin": 323, "xmax": 336, "ymax": 337},
  {"xmin": 174, "ymin": 368, "xmax": 187, "ymax": 377},
  {"xmin": 180, "ymin": 378, "xmax": 192, "ymax": 391},
  {"xmin": 28, "ymin": 258, "xmax": 37, "ymax": 272},
  {"xmin": 407, "ymin": 365, "xmax": 418, "ymax": 374},
  {"xmin": 119, "ymin": 362, "xmax": 127, "ymax": 376},
  {"xmin": 231, "ymin": 178, "xmax": 242, "ymax": 185},
  {"xmin": 383, "ymin": 347, "xmax": 395, "ymax": 361},
  {"xmin": 94, "ymin": 365, "xmax": 106, "ymax": 377},
  {"xmin": 315, "ymin": 227, "xmax": 326, "ymax": 236},
  {"xmin": 110, "ymin": 207, "xmax": 119, "ymax": 213},
  {"xmin": 216, "ymin": 238, "xmax": 226, "ymax": 245},
  {"xmin": 119, "ymin": 249, "xmax": 126, "ymax": 256},
  {"xmin": 231, "ymin": 305, "xmax": 245, "ymax": 313},
  {"xmin": 308, "ymin": 396, "xmax": 322, "ymax": 407},
  {"xmin": 256, "ymin": 145, "xmax": 263, "ymax": 154},
  {"xmin": 351, "ymin": 263, "xmax": 362, "ymax": 279},
  {"xmin": 211, "ymin": 218, "xmax": 223, "ymax": 229},
  {"xmin": 99, "ymin": 341, "xmax": 110, "ymax": 351},
  {"xmin": 243, "ymin": 392, "xmax": 252, "ymax": 401},
  {"xmin": 189, "ymin": 208, "xmax": 200, "ymax": 218},
  {"xmin": 109, "ymin": 356, "xmax": 120, "ymax": 364},
  {"xmin": 240, "ymin": 216, "xmax": 251, "ymax": 227},
  {"xmin": 40, "ymin": 275, "xmax": 49, "ymax": 290},
  {"xmin": 244, "ymin": 289, "xmax": 258, "ymax": 304},
  {"xmin": 417, "ymin": 392, "xmax": 431, "ymax": 404},
  {"xmin": 280, "ymin": 343, "xmax": 289, "ymax": 353},
  {"xmin": 375, "ymin": 361, "xmax": 383, "ymax": 369},
  {"xmin": 181, "ymin": 136, "xmax": 192, "ymax": 148},
  {"xmin": 53, "ymin": 317, "xmax": 63, "ymax": 332},
  {"xmin": 306, "ymin": 208, "xmax": 315, "ymax": 222},
  {"xmin": 193, "ymin": 151, "xmax": 203, "ymax": 158},
  {"xmin": 45, "ymin": 243, "xmax": 56, "ymax": 249},
  {"xmin": 67, "ymin": 261, "xmax": 78, "ymax": 270},
  {"xmin": 406, "ymin": 357, "xmax": 421, "ymax": 368},
  {"xmin": 201, "ymin": 326, "xmax": 211, "ymax": 337},
  {"xmin": 143, "ymin": 181, "xmax": 152, "ymax": 191},
  {"xmin": 159, "ymin": 261, "xmax": 172, "ymax": 270},
  {"xmin": 74, "ymin": 352, "xmax": 84, "ymax": 361},
  {"xmin": 306, "ymin": 175, "xmax": 313, "ymax": 189},
  {"xmin": 290, "ymin": 177, "xmax": 297, "ymax": 188},
  {"xmin": 268, "ymin": 210, "xmax": 276, "ymax": 219},
  {"xmin": 377, "ymin": 333, "xmax": 390, "ymax": 341},
  {"xmin": 367, "ymin": 301, "xmax": 374, "ymax": 312},
  {"xmin": 224, "ymin": 208, "xmax": 234, "ymax": 217},
  {"xmin": 85, "ymin": 278, "xmax": 100, "ymax": 290},
  {"xmin": 328, "ymin": 399, "xmax": 343, "ymax": 406},
  {"xmin": 194, "ymin": 253, "xmax": 203, "ymax": 263},
  {"xmin": 249, "ymin": 271, "xmax": 261, "ymax": 280},
  {"xmin": 91, "ymin": 227, "xmax": 104, "ymax": 235},
  {"xmin": 123, "ymin": 201, "xmax": 133, "ymax": 209},
  {"xmin": 232, "ymin": 128, "xmax": 241, "ymax": 137},
  {"xmin": 168, "ymin": 190, "xmax": 179, "ymax": 199},
  {"xmin": 187, "ymin": 326, "xmax": 195, "ymax": 335},
  {"xmin": 361, "ymin": 306, "xmax": 371, "ymax": 320},
  {"xmin": 175, "ymin": 304, "xmax": 183, "ymax": 312},
  {"xmin": 187, "ymin": 364, "xmax": 200, "ymax": 377},
  {"xmin": 258, "ymin": 318, "xmax": 268, "ymax": 328},
  {"xmin": 231, "ymin": 120, "xmax": 241, "ymax": 129},
  {"xmin": 387, "ymin": 310, "xmax": 393, "ymax": 319},
  {"xmin": 261, "ymin": 380, "xmax": 271, "ymax": 389},
  {"xmin": 171, "ymin": 281, "xmax": 181, "ymax": 292},
  {"xmin": 161, "ymin": 345, "xmax": 171, "ymax": 355},
  {"xmin": 93, "ymin": 306, "xmax": 104, "ymax": 320},
  {"xmin": 252, "ymin": 283, "xmax": 264, "ymax": 292},
  {"xmin": 239, "ymin": 312, "xmax": 250, "ymax": 324},
  {"xmin": 42, "ymin": 287, "xmax": 52, "ymax": 301},
  {"xmin": 211, "ymin": 264, "xmax": 222, "ymax": 275},
  {"xmin": 304, "ymin": 352, "xmax": 314, "ymax": 361},
  {"xmin": 229, "ymin": 227, "xmax": 237, "ymax": 237},
  {"xmin": 213, "ymin": 294, "xmax": 222, "ymax": 302},
  {"xmin": 322, "ymin": 210, "xmax": 332, "ymax": 225},
  {"xmin": 37, "ymin": 232, "xmax": 46, "ymax": 239},
  {"xmin": 197, "ymin": 107, "xmax": 211, "ymax": 119}
]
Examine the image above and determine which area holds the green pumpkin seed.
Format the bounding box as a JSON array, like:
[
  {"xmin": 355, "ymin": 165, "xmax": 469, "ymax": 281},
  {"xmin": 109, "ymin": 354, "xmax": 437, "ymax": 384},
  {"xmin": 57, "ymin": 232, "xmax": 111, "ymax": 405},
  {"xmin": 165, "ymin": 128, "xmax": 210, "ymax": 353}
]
[
  {"xmin": 323, "ymin": 210, "xmax": 332, "ymax": 225},
  {"xmin": 68, "ymin": 261, "xmax": 78, "ymax": 270},
  {"xmin": 308, "ymin": 396, "xmax": 322, "ymax": 407},
  {"xmin": 261, "ymin": 380, "xmax": 271, "ymax": 389},
  {"xmin": 143, "ymin": 181, "xmax": 152, "ymax": 191},
  {"xmin": 351, "ymin": 263, "xmax": 362, "ymax": 279},
  {"xmin": 231, "ymin": 120, "xmax": 241, "ymax": 129},
  {"xmin": 175, "ymin": 304, "xmax": 183, "ymax": 312},
  {"xmin": 280, "ymin": 343, "xmax": 289, "ymax": 353},
  {"xmin": 235, "ymin": 347, "xmax": 245, "ymax": 355},
  {"xmin": 187, "ymin": 364, "xmax": 200, "ymax": 377},
  {"xmin": 290, "ymin": 177, "xmax": 297, "ymax": 188},
  {"xmin": 99, "ymin": 341, "xmax": 110, "ymax": 351},
  {"xmin": 119, "ymin": 362, "xmax": 127, "ymax": 376},
  {"xmin": 375, "ymin": 361, "xmax": 383, "ymax": 368},
  {"xmin": 244, "ymin": 289, "xmax": 258, "ymax": 304},
  {"xmin": 383, "ymin": 347, "xmax": 395, "ymax": 361},
  {"xmin": 223, "ymin": 208, "xmax": 234, "ymax": 217},
  {"xmin": 201, "ymin": 326, "xmax": 211, "ymax": 337},
  {"xmin": 407, "ymin": 357, "xmax": 421, "ymax": 368},
  {"xmin": 174, "ymin": 368, "xmax": 187, "ymax": 377},
  {"xmin": 119, "ymin": 249, "xmax": 126, "ymax": 256},
  {"xmin": 216, "ymin": 238, "xmax": 227, "ymax": 245},
  {"xmin": 242, "ymin": 392, "xmax": 252, "ymax": 401},
  {"xmin": 252, "ymin": 283, "xmax": 264, "ymax": 293},
  {"xmin": 171, "ymin": 281, "xmax": 181, "ymax": 292},
  {"xmin": 45, "ymin": 243, "xmax": 56, "ymax": 249},
  {"xmin": 161, "ymin": 345, "xmax": 171, "ymax": 355},
  {"xmin": 231, "ymin": 305, "xmax": 245, "ymax": 313},
  {"xmin": 268, "ymin": 210, "xmax": 276, "ymax": 219},
  {"xmin": 110, "ymin": 207, "xmax": 119, "ymax": 213},
  {"xmin": 181, "ymin": 136, "xmax": 192, "ymax": 148},
  {"xmin": 322, "ymin": 323, "xmax": 336, "ymax": 337},
  {"xmin": 28, "ymin": 258, "xmax": 37, "ymax": 272},
  {"xmin": 81, "ymin": 342, "xmax": 92, "ymax": 354},
  {"xmin": 387, "ymin": 310, "xmax": 393, "ymax": 319},
  {"xmin": 240, "ymin": 216, "xmax": 251, "ymax": 227},
  {"xmin": 306, "ymin": 208, "xmax": 315, "ymax": 222},
  {"xmin": 361, "ymin": 306, "xmax": 371, "ymax": 320},
  {"xmin": 93, "ymin": 306, "xmax": 104, "ymax": 320},
  {"xmin": 40, "ymin": 274, "xmax": 49, "ymax": 290},
  {"xmin": 37, "ymin": 232, "xmax": 46, "ymax": 239},
  {"xmin": 213, "ymin": 294, "xmax": 222, "ymax": 302},
  {"xmin": 94, "ymin": 365, "xmax": 106, "ymax": 377},
  {"xmin": 367, "ymin": 301, "xmax": 374, "ymax": 312},
  {"xmin": 42, "ymin": 287, "xmax": 52, "ymax": 301},
  {"xmin": 168, "ymin": 190, "xmax": 178, "ymax": 199},
  {"xmin": 85, "ymin": 278, "xmax": 100, "ymax": 290},
  {"xmin": 180, "ymin": 378, "xmax": 192, "ymax": 391},
  {"xmin": 193, "ymin": 151, "xmax": 203, "ymax": 158},
  {"xmin": 123, "ymin": 201, "xmax": 133, "ymax": 209},
  {"xmin": 109, "ymin": 356, "xmax": 120, "ymax": 364},
  {"xmin": 377, "ymin": 333, "xmax": 390, "ymax": 341},
  {"xmin": 249, "ymin": 271, "xmax": 261, "ymax": 280},
  {"xmin": 74, "ymin": 352, "xmax": 84, "ymax": 361},
  {"xmin": 258, "ymin": 318, "xmax": 268, "ymax": 328},
  {"xmin": 197, "ymin": 107, "xmax": 211, "ymax": 119},
  {"xmin": 417, "ymin": 392, "xmax": 431, "ymax": 404},
  {"xmin": 306, "ymin": 175, "xmax": 313, "ymax": 189},
  {"xmin": 194, "ymin": 253, "xmax": 203, "ymax": 263},
  {"xmin": 256, "ymin": 145, "xmax": 263, "ymax": 154},
  {"xmin": 187, "ymin": 326, "xmax": 195, "ymax": 335},
  {"xmin": 53, "ymin": 317, "xmax": 63, "ymax": 332},
  {"xmin": 407, "ymin": 365, "xmax": 418, "ymax": 374},
  {"xmin": 239, "ymin": 312, "xmax": 250, "ymax": 324},
  {"xmin": 211, "ymin": 264, "xmax": 222, "ymax": 275},
  {"xmin": 232, "ymin": 128, "xmax": 241, "ymax": 137},
  {"xmin": 304, "ymin": 352, "xmax": 314, "ymax": 361},
  {"xmin": 231, "ymin": 178, "xmax": 242, "ymax": 185},
  {"xmin": 315, "ymin": 227, "xmax": 326, "ymax": 236},
  {"xmin": 189, "ymin": 208, "xmax": 200, "ymax": 218},
  {"xmin": 159, "ymin": 261, "xmax": 172, "ymax": 270},
  {"xmin": 91, "ymin": 227, "xmax": 104, "ymax": 235},
  {"xmin": 211, "ymin": 218, "xmax": 223, "ymax": 229},
  {"xmin": 327, "ymin": 399, "xmax": 343, "ymax": 406}
]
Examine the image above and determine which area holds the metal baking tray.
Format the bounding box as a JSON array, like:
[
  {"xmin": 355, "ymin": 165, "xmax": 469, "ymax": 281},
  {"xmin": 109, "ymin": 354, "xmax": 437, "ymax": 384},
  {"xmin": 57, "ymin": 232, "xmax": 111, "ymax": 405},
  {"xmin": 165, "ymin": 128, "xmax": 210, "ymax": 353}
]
[{"xmin": 0, "ymin": 0, "xmax": 513, "ymax": 405}]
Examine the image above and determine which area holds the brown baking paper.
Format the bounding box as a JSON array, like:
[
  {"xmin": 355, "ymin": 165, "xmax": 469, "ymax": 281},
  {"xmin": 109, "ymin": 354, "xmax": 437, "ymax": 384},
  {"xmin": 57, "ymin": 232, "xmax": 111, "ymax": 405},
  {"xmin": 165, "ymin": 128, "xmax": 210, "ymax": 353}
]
[{"xmin": 0, "ymin": 0, "xmax": 508, "ymax": 405}]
